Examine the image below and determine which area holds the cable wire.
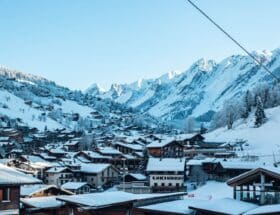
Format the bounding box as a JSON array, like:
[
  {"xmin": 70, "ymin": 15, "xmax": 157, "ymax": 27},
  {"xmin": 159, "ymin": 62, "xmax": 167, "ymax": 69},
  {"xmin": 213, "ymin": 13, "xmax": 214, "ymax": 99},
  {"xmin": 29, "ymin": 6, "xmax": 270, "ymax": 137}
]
[{"xmin": 186, "ymin": 0, "xmax": 280, "ymax": 82}]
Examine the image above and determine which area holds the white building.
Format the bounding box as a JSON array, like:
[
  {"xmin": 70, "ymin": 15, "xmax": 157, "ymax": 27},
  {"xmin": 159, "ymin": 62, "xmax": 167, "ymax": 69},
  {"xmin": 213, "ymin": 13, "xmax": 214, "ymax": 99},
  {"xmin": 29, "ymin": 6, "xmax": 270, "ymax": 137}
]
[
  {"xmin": 79, "ymin": 163, "xmax": 119, "ymax": 189},
  {"xmin": 146, "ymin": 158, "xmax": 186, "ymax": 192},
  {"xmin": 45, "ymin": 167, "xmax": 73, "ymax": 187}
]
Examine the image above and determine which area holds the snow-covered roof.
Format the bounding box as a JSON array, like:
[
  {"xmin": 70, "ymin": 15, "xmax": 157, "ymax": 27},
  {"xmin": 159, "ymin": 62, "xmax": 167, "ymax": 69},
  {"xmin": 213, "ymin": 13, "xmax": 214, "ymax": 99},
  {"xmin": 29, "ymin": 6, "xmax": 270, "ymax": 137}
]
[
  {"xmin": 138, "ymin": 199, "xmax": 197, "ymax": 214},
  {"xmin": 61, "ymin": 182, "xmax": 88, "ymax": 190},
  {"xmin": 175, "ymin": 133, "xmax": 203, "ymax": 140},
  {"xmin": 244, "ymin": 204, "xmax": 280, "ymax": 215},
  {"xmin": 22, "ymin": 155, "xmax": 49, "ymax": 163},
  {"xmin": 57, "ymin": 191, "xmax": 186, "ymax": 208},
  {"xmin": 46, "ymin": 166, "xmax": 69, "ymax": 173},
  {"xmin": 82, "ymin": 150, "xmax": 111, "ymax": 159},
  {"xmin": 127, "ymin": 173, "xmax": 146, "ymax": 180},
  {"xmin": 115, "ymin": 142, "xmax": 143, "ymax": 151},
  {"xmin": 21, "ymin": 196, "xmax": 65, "ymax": 209},
  {"xmin": 189, "ymin": 198, "xmax": 258, "ymax": 215},
  {"xmin": 22, "ymin": 155, "xmax": 55, "ymax": 168},
  {"xmin": 146, "ymin": 158, "xmax": 186, "ymax": 172},
  {"xmin": 98, "ymin": 147, "xmax": 122, "ymax": 155},
  {"xmin": 21, "ymin": 184, "xmax": 49, "ymax": 197},
  {"xmin": 64, "ymin": 140, "xmax": 80, "ymax": 146},
  {"xmin": 146, "ymin": 137, "xmax": 175, "ymax": 148},
  {"xmin": 39, "ymin": 153, "xmax": 56, "ymax": 160},
  {"xmin": 186, "ymin": 158, "xmax": 216, "ymax": 166},
  {"xmin": 0, "ymin": 164, "xmax": 41, "ymax": 185},
  {"xmin": 227, "ymin": 166, "xmax": 280, "ymax": 186},
  {"xmin": 80, "ymin": 163, "xmax": 110, "ymax": 174},
  {"xmin": 220, "ymin": 161, "xmax": 262, "ymax": 170},
  {"xmin": 49, "ymin": 148, "xmax": 66, "ymax": 154}
]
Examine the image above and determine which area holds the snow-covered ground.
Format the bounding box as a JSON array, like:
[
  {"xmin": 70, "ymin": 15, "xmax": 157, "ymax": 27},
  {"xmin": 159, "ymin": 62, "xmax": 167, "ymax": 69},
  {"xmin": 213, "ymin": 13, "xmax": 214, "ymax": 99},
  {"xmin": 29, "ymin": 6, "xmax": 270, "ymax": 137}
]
[
  {"xmin": 0, "ymin": 89, "xmax": 96, "ymax": 131},
  {"xmin": 206, "ymin": 106, "xmax": 280, "ymax": 160},
  {"xmin": 186, "ymin": 181, "xmax": 232, "ymax": 200},
  {"xmin": 0, "ymin": 90, "xmax": 62, "ymax": 130}
]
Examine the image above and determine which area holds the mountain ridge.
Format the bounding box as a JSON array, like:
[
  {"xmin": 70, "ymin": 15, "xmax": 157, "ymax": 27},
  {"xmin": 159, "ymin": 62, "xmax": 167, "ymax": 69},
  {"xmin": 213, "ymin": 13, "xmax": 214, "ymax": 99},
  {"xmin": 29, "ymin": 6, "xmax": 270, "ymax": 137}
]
[
  {"xmin": 87, "ymin": 48, "xmax": 280, "ymax": 127},
  {"xmin": 0, "ymin": 66, "xmax": 168, "ymax": 133}
]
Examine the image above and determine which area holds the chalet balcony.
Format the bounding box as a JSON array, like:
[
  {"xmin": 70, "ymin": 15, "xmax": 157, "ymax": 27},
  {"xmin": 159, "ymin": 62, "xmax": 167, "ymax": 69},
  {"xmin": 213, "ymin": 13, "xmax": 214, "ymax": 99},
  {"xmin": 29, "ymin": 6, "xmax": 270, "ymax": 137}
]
[{"xmin": 151, "ymin": 186, "xmax": 185, "ymax": 193}]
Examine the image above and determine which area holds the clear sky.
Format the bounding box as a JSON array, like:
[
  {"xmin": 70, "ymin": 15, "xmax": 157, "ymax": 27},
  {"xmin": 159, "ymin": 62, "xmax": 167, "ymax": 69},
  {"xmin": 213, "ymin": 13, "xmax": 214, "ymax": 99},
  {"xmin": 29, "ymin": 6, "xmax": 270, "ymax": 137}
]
[{"xmin": 0, "ymin": 0, "xmax": 280, "ymax": 90}]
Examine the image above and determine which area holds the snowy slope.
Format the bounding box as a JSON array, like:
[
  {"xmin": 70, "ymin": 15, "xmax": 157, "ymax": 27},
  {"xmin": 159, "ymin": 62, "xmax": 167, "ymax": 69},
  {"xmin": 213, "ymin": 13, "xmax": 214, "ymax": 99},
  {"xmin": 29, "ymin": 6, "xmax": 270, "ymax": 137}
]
[
  {"xmin": 0, "ymin": 90, "xmax": 62, "ymax": 130},
  {"xmin": 205, "ymin": 106, "xmax": 280, "ymax": 157},
  {"xmin": 87, "ymin": 49, "xmax": 280, "ymax": 126},
  {"xmin": 0, "ymin": 66, "xmax": 166, "ymax": 132}
]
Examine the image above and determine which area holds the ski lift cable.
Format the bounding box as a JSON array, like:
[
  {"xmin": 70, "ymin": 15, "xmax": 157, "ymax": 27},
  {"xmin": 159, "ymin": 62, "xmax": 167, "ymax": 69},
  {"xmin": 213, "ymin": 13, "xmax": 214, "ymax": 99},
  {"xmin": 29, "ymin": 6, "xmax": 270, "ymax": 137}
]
[{"xmin": 186, "ymin": 0, "xmax": 280, "ymax": 83}]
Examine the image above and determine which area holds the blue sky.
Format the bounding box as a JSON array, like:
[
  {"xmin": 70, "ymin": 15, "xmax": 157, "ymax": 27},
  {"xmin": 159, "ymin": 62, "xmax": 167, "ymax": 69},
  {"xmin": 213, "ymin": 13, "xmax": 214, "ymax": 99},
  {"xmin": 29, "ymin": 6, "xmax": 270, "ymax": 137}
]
[{"xmin": 0, "ymin": 0, "xmax": 280, "ymax": 90}]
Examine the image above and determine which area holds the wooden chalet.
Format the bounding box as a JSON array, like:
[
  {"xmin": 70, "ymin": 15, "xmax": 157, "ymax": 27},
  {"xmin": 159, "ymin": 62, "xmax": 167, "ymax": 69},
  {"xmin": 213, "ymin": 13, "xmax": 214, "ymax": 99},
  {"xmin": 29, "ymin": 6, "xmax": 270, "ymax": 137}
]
[
  {"xmin": 227, "ymin": 167, "xmax": 280, "ymax": 205},
  {"xmin": 75, "ymin": 151, "xmax": 111, "ymax": 163},
  {"xmin": 146, "ymin": 138, "xmax": 184, "ymax": 158},
  {"xmin": 21, "ymin": 184, "xmax": 73, "ymax": 198},
  {"xmin": 45, "ymin": 167, "xmax": 74, "ymax": 187},
  {"xmin": 0, "ymin": 163, "xmax": 41, "ymax": 215},
  {"xmin": 202, "ymin": 160, "xmax": 260, "ymax": 181},
  {"xmin": 176, "ymin": 133, "xmax": 205, "ymax": 146},
  {"xmin": 114, "ymin": 142, "xmax": 143, "ymax": 155},
  {"xmin": 64, "ymin": 139, "xmax": 81, "ymax": 152}
]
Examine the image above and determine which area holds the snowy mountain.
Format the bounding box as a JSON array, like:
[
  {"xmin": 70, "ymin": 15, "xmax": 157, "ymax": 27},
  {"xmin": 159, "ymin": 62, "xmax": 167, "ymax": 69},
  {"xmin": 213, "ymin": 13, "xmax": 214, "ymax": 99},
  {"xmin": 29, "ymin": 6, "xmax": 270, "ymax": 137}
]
[
  {"xmin": 87, "ymin": 49, "xmax": 280, "ymax": 127},
  {"xmin": 0, "ymin": 66, "xmax": 167, "ymax": 132}
]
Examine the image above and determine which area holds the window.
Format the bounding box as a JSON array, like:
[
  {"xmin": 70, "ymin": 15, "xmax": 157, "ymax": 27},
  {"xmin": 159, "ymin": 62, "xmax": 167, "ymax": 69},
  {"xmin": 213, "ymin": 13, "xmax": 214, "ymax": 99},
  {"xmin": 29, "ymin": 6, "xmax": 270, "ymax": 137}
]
[
  {"xmin": 161, "ymin": 183, "xmax": 165, "ymax": 187},
  {"xmin": 0, "ymin": 188, "xmax": 10, "ymax": 202},
  {"xmin": 154, "ymin": 183, "xmax": 158, "ymax": 187}
]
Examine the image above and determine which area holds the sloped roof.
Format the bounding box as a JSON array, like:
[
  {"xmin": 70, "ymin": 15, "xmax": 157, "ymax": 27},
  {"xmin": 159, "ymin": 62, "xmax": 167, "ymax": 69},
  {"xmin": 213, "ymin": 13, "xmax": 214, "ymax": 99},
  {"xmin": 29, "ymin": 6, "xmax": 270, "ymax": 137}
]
[
  {"xmin": 0, "ymin": 164, "xmax": 41, "ymax": 185},
  {"xmin": 188, "ymin": 198, "xmax": 257, "ymax": 215},
  {"xmin": 127, "ymin": 173, "xmax": 146, "ymax": 180},
  {"xmin": 21, "ymin": 184, "xmax": 73, "ymax": 197},
  {"xmin": 244, "ymin": 204, "xmax": 280, "ymax": 215},
  {"xmin": 46, "ymin": 166, "xmax": 70, "ymax": 173},
  {"xmin": 57, "ymin": 191, "xmax": 186, "ymax": 208},
  {"xmin": 80, "ymin": 163, "xmax": 111, "ymax": 174},
  {"xmin": 146, "ymin": 137, "xmax": 176, "ymax": 148},
  {"xmin": 146, "ymin": 158, "xmax": 186, "ymax": 172},
  {"xmin": 115, "ymin": 142, "xmax": 143, "ymax": 151},
  {"xmin": 220, "ymin": 161, "xmax": 262, "ymax": 170},
  {"xmin": 61, "ymin": 182, "xmax": 88, "ymax": 190},
  {"xmin": 21, "ymin": 196, "xmax": 65, "ymax": 209},
  {"xmin": 138, "ymin": 199, "xmax": 198, "ymax": 215},
  {"xmin": 227, "ymin": 166, "xmax": 280, "ymax": 186},
  {"xmin": 98, "ymin": 147, "xmax": 122, "ymax": 155}
]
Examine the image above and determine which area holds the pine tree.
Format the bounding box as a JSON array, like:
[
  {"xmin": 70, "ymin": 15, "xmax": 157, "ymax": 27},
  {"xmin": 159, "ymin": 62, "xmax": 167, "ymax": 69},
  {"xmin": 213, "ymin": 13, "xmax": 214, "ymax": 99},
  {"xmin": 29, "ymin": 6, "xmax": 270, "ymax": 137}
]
[
  {"xmin": 255, "ymin": 96, "xmax": 266, "ymax": 127},
  {"xmin": 227, "ymin": 111, "xmax": 234, "ymax": 129},
  {"xmin": 200, "ymin": 123, "xmax": 207, "ymax": 134},
  {"xmin": 241, "ymin": 90, "xmax": 253, "ymax": 119}
]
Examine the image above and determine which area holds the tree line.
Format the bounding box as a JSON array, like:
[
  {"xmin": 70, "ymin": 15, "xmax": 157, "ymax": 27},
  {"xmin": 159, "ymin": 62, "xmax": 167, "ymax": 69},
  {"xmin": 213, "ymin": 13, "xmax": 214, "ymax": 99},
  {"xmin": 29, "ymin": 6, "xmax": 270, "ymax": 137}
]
[{"xmin": 211, "ymin": 83, "xmax": 280, "ymax": 130}]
